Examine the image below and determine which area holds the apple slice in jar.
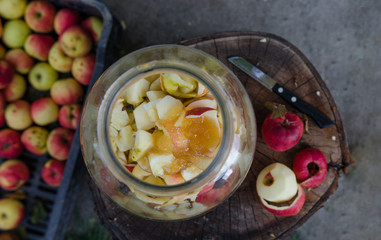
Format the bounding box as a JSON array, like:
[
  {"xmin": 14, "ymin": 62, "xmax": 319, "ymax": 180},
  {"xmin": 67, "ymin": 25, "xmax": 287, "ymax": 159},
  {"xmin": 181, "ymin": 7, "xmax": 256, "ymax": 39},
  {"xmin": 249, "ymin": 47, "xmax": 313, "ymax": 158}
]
[
  {"xmin": 123, "ymin": 78, "xmax": 150, "ymax": 105},
  {"xmin": 160, "ymin": 72, "xmax": 198, "ymax": 98},
  {"xmin": 130, "ymin": 130, "xmax": 154, "ymax": 161}
]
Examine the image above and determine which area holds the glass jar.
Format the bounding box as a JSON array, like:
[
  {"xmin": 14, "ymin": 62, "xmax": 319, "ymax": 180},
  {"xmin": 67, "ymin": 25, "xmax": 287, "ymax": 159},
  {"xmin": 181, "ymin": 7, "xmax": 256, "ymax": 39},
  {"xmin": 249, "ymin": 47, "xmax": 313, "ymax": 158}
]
[{"xmin": 80, "ymin": 45, "xmax": 256, "ymax": 220}]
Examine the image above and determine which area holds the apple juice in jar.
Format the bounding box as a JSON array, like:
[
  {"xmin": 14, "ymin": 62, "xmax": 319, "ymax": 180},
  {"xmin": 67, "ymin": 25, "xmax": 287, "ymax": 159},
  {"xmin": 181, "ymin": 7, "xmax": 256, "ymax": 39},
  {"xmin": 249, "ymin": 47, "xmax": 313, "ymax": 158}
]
[{"xmin": 108, "ymin": 70, "xmax": 223, "ymax": 206}]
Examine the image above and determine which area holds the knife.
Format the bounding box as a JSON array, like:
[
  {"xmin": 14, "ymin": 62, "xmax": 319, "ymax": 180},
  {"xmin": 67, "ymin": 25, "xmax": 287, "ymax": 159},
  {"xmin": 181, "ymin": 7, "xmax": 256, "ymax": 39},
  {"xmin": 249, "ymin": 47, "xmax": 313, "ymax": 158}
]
[{"xmin": 228, "ymin": 56, "xmax": 335, "ymax": 128}]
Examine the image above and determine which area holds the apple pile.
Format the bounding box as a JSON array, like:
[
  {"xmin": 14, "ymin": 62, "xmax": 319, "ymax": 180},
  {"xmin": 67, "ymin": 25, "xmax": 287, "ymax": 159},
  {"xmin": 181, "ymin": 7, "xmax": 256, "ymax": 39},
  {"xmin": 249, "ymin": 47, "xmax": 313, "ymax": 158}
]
[
  {"xmin": 257, "ymin": 104, "xmax": 328, "ymax": 216},
  {"xmin": 0, "ymin": 0, "xmax": 103, "ymax": 231}
]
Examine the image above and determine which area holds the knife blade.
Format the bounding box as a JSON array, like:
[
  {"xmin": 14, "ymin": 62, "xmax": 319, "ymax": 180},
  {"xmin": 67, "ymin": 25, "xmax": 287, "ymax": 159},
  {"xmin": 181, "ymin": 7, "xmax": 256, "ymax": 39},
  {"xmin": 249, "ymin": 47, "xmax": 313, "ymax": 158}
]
[{"xmin": 228, "ymin": 56, "xmax": 335, "ymax": 128}]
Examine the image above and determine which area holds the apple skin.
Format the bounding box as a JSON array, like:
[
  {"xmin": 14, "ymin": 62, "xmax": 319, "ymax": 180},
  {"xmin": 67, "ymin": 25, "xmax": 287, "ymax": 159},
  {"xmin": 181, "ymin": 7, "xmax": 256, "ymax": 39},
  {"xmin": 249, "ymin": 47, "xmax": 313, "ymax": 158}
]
[
  {"xmin": 259, "ymin": 184, "xmax": 305, "ymax": 216},
  {"xmin": 5, "ymin": 48, "xmax": 35, "ymax": 74},
  {"xmin": 5, "ymin": 100, "xmax": 33, "ymax": 131},
  {"xmin": 185, "ymin": 107, "xmax": 215, "ymax": 118},
  {"xmin": 21, "ymin": 126, "xmax": 49, "ymax": 155},
  {"xmin": 0, "ymin": 91, "xmax": 5, "ymax": 127},
  {"xmin": 58, "ymin": 104, "xmax": 81, "ymax": 130},
  {"xmin": 0, "ymin": 0, "xmax": 27, "ymax": 20},
  {"xmin": 0, "ymin": 198, "xmax": 25, "ymax": 231},
  {"xmin": 196, "ymin": 181, "xmax": 231, "ymax": 206},
  {"xmin": 59, "ymin": 25, "xmax": 93, "ymax": 58},
  {"xmin": 48, "ymin": 42, "xmax": 73, "ymax": 73},
  {"xmin": 261, "ymin": 112, "xmax": 304, "ymax": 152},
  {"xmin": 46, "ymin": 127, "xmax": 74, "ymax": 160},
  {"xmin": 24, "ymin": 34, "xmax": 55, "ymax": 61},
  {"xmin": 42, "ymin": 159, "xmax": 66, "ymax": 187},
  {"xmin": 81, "ymin": 16, "xmax": 103, "ymax": 42},
  {"xmin": 0, "ymin": 129, "xmax": 23, "ymax": 158},
  {"xmin": 0, "ymin": 159, "xmax": 29, "ymax": 191},
  {"xmin": 54, "ymin": 8, "xmax": 82, "ymax": 35},
  {"xmin": 4, "ymin": 74, "xmax": 27, "ymax": 102},
  {"xmin": 25, "ymin": 0, "xmax": 56, "ymax": 33},
  {"xmin": 2, "ymin": 19, "xmax": 31, "ymax": 48},
  {"xmin": 0, "ymin": 60, "xmax": 14, "ymax": 89},
  {"xmin": 71, "ymin": 53, "xmax": 95, "ymax": 85},
  {"xmin": 50, "ymin": 78, "xmax": 84, "ymax": 105},
  {"xmin": 28, "ymin": 62, "xmax": 58, "ymax": 91},
  {"xmin": 30, "ymin": 97, "xmax": 59, "ymax": 126},
  {"xmin": 293, "ymin": 148, "xmax": 327, "ymax": 188}
]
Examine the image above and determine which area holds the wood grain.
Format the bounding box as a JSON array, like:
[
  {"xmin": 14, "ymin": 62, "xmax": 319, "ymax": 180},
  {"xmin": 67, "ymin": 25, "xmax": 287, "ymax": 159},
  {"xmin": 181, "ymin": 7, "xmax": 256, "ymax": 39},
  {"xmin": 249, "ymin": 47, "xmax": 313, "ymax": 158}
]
[{"xmin": 90, "ymin": 31, "xmax": 353, "ymax": 240}]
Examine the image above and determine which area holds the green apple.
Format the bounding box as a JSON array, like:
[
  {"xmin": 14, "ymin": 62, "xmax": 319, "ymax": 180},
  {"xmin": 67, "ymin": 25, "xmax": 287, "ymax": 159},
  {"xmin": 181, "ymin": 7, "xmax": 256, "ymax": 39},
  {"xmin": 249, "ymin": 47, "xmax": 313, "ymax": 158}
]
[
  {"xmin": 5, "ymin": 48, "xmax": 35, "ymax": 74},
  {"xmin": 2, "ymin": 20, "xmax": 31, "ymax": 48},
  {"xmin": 48, "ymin": 42, "xmax": 73, "ymax": 73},
  {"xmin": 4, "ymin": 74, "xmax": 27, "ymax": 101},
  {"xmin": 28, "ymin": 62, "xmax": 58, "ymax": 91},
  {"xmin": 5, "ymin": 100, "xmax": 33, "ymax": 131},
  {"xmin": 0, "ymin": 0, "xmax": 27, "ymax": 20},
  {"xmin": 0, "ymin": 198, "xmax": 25, "ymax": 230}
]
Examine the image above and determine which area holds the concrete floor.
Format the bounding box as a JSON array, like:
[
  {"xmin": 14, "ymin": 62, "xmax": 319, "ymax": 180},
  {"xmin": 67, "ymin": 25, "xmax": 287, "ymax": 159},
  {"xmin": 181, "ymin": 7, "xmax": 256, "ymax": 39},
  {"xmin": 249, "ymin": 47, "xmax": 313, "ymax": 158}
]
[{"xmin": 70, "ymin": 0, "xmax": 381, "ymax": 239}]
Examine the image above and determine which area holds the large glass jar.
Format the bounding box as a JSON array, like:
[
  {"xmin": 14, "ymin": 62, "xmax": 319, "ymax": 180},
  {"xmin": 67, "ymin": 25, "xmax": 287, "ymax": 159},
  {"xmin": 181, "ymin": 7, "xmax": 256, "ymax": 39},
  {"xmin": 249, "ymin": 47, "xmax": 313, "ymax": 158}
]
[{"xmin": 80, "ymin": 45, "xmax": 256, "ymax": 220}]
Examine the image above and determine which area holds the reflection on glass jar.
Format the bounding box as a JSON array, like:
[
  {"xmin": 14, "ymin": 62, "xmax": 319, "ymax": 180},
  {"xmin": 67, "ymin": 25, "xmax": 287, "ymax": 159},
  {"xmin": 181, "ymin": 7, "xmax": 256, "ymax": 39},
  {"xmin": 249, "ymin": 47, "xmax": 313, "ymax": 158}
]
[{"xmin": 80, "ymin": 45, "xmax": 256, "ymax": 220}]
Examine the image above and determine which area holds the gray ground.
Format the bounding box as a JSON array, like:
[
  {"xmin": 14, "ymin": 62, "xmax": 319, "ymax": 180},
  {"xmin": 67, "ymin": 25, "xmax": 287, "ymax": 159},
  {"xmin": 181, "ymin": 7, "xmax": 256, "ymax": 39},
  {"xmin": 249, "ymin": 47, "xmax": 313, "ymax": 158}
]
[{"xmin": 68, "ymin": 0, "xmax": 381, "ymax": 239}]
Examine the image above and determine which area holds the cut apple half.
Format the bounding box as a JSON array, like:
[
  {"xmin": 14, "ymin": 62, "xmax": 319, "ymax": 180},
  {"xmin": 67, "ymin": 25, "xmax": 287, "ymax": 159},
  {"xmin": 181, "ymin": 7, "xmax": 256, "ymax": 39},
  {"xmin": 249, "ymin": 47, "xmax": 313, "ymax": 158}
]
[
  {"xmin": 259, "ymin": 184, "xmax": 305, "ymax": 216},
  {"xmin": 256, "ymin": 163, "xmax": 298, "ymax": 203}
]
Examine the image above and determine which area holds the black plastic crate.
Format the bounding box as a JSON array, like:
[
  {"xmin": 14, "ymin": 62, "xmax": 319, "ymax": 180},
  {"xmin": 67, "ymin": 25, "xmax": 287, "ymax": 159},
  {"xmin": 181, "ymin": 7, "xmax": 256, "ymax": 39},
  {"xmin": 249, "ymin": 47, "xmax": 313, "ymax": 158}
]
[{"xmin": 0, "ymin": 0, "xmax": 122, "ymax": 239}]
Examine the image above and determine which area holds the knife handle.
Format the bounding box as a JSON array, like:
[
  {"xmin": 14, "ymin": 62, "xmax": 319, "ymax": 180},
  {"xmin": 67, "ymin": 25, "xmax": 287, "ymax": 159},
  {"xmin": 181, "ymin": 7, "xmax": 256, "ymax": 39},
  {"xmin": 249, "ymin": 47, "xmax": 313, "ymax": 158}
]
[{"xmin": 272, "ymin": 83, "xmax": 335, "ymax": 128}]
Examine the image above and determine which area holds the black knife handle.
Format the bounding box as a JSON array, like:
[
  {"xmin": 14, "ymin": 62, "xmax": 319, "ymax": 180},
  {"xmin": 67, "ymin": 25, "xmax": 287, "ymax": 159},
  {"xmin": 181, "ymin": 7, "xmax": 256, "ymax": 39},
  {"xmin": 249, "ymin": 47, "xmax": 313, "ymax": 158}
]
[{"xmin": 272, "ymin": 83, "xmax": 335, "ymax": 128}]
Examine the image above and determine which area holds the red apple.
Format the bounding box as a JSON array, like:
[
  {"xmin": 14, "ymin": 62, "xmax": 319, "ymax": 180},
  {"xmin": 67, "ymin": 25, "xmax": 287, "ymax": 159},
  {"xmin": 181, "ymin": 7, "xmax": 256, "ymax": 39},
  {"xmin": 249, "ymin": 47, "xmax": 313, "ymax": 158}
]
[
  {"xmin": 81, "ymin": 16, "xmax": 103, "ymax": 42},
  {"xmin": 21, "ymin": 126, "xmax": 49, "ymax": 155},
  {"xmin": 48, "ymin": 42, "xmax": 73, "ymax": 73},
  {"xmin": 261, "ymin": 112, "xmax": 304, "ymax": 152},
  {"xmin": 46, "ymin": 127, "xmax": 74, "ymax": 160},
  {"xmin": 259, "ymin": 184, "xmax": 305, "ymax": 216},
  {"xmin": 293, "ymin": 148, "xmax": 327, "ymax": 188},
  {"xmin": 41, "ymin": 159, "xmax": 66, "ymax": 187},
  {"xmin": 71, "ymin": 53, "xmax": 95, "ymax": 85},
  {"xmin": 54, "ymin": 8, "xmax": 82, "ymax": 35},
  {"xmin": 59, "ymin": 25, "xmax": 93, "ymax": 58},
  {"xmin": 58, "ymin": 104, "xmax": 81, "ymax": 130},
  {"xmin": 24, "ymin": 0, "xmax": 56, "ymax": 33},
  {"xmin": 4, "ymin": 74, "xmax": 27, "ymax": 101},
  {"xmin": 5, "ymin": 100, "xmax": 32, "ymax": 130},
  {"xmin": 30, "ymin": 97, "xmax": 59, "ymax": 126},
  {"xmin": 0, "ymin": 159, "xmax": 29, "ymax": 191},
  {"xmin": 0, "ymin": 60, "xmax": 14, "ymax": 89},
  {"xmin": 0, "ymin": 91, "xmax": 5, "ymax": 127},
  {"xmin": 50, "ymin": 78, "xmax": 84, "ymax": 105},
  {"xmin": 0, "ymin": 198, "xmax": 25, "ymax": 231},
  {"xmin": 24, "ymin": 34, "xmax": 55, "ymax": 61},
  {"xmin": 5, "ymin": 48, "xmax": 34, "ymax": 74},
  {"xmin": 0, "ymin": 129, "xmax": 23, "ymax": 158}
]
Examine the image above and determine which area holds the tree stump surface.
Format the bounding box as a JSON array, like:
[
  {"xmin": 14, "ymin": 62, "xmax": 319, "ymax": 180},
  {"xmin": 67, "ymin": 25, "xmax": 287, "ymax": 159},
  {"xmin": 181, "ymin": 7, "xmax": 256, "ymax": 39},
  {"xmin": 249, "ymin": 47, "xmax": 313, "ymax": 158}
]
[{"xmin": 90, "ymin": 31, "xmax": 353, "ymax": 240}]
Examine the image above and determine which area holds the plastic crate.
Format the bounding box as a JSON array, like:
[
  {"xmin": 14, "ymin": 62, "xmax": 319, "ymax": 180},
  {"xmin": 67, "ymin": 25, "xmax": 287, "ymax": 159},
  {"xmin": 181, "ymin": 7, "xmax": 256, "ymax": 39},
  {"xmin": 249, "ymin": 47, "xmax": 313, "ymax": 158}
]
[{"xmin": 0, "ymin": 0, "xmax": 122, "ymax": 239}]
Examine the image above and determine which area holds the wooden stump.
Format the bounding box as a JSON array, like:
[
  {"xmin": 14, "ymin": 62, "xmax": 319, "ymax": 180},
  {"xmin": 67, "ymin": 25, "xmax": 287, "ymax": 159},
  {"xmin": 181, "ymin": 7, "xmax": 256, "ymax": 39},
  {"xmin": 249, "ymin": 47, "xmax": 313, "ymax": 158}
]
[{"xmin": 90, "ymin": 32, "xmax": 353, "ymax": 239}]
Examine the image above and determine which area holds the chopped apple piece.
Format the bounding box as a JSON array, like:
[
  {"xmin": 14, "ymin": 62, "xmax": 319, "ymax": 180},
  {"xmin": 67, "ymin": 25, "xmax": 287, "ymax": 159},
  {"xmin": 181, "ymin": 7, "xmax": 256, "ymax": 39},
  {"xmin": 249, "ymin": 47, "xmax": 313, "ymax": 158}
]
[
  {"xmin": 187, "ymin": 98, "xmax": 217, "ymax": 109},
  {"xmin": 160, "ymin": 73, "xmax": 197, "ymax": 98},
  {"xmin": 133, "ymin": 102, "xmax": 155, "ymax": 130},
  {"xmin": 156, "ymin": 95, "xmax": 184, "ymax": 120},
  {"xmin": 131, "ymin": 130, "xmax": 154, "ymax": 161},
  {"xmin": 124, "ymin": 78, "xmax": 150, "ymax": 105},
  {"xmin": 144, "ymin": 175, "xmax": 166, "ymax": 185},
  {"xmin": 115, "ymin": 149, "xmax": 127, "ymax": 163},
  {"xmin": 181, "ymin": 164, "xmax": 203, "ymax": 181},
  {"xmin": 110, "ymin": 98, "xmax": 130, "ymax": 130},
  {"xmin": 149, "ymin": 78, "xmax": 161, "ymax": 90},
  {"xmin": 115, "ymin": 125, "xmax": 135, "ymax": 152},
  {"xmin": 147, "ymin": 90, "xmax": 167, "ymax": 101},
  {"xmin": 132, "ymin": 164, "xmax": 151, "ymax": 180},
  {"xmin": 148, "ymin": 153, "xmax": 175, "ymax": 176},
  {"xmin": 197, "ymin": 82, "xmax": 209, "ymax": 97},
  {"xmin": 161, "ymin": 174, "xmax": 185, "ymax": 185},
  {"xmin": 142, "ymin": 99, "xmax": 160, "ymax": 122}
]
